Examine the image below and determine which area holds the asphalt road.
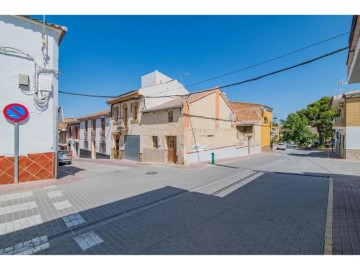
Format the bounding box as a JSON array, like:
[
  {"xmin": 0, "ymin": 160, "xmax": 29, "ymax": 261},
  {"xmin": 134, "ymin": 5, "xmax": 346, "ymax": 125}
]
[{"xmin": 1, "ymin": 149, "xmax": 359, "ymax": 254}]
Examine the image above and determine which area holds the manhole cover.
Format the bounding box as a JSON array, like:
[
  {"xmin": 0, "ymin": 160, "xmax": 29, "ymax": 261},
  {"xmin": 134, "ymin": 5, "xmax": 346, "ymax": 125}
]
[{"xmin": 146, "ymin": 172, "xmax": 158, "ymax": 175}]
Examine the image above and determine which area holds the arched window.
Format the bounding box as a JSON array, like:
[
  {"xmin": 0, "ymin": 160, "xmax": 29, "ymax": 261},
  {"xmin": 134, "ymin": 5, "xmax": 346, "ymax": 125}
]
[{"xmin": 264, "ymin": 116, "xmax": 268, "ymax": 124}]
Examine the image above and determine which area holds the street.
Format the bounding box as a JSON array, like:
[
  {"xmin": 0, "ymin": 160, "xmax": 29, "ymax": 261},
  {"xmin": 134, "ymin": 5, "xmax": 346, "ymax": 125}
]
[{"xmin": 0, "ymin": 149, "xmax": 360, "ymax": 255}]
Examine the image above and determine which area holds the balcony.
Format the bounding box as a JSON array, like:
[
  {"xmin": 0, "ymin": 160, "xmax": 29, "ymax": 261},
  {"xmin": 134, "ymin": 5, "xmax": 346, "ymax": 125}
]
[
  {"xmin": 333, "ymin": 116, "xmax": 346, "ymax": 127},
  {"xmin": 113, "ymin": 118, "xmax": 127, "ymax": 131}
]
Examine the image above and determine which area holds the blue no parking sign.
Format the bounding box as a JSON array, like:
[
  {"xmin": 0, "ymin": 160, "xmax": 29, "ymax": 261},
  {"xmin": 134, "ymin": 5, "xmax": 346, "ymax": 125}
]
[
  {"xmin": 3, "ymin": 103, "xmax": 29, "ymax": 123},
  {"xmin": 2, "ymin": 103, "xmax": 29, "ymax": 184}
]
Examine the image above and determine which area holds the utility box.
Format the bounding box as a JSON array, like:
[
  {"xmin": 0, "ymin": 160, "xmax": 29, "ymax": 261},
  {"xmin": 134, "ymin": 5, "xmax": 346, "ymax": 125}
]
[{"xmin": 18, "ymin": 74, "xmax": 29, "ymax": 86}]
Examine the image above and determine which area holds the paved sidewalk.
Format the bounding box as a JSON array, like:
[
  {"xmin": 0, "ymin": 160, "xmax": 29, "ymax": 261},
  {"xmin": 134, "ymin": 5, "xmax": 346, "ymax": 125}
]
[{"xmin": 333, "ymin": 177, "xmax": 360, "ymax": 254}]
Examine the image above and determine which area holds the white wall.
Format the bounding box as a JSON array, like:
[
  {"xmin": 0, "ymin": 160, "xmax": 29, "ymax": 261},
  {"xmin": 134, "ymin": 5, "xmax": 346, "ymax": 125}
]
[
  {"xmin": 79, "ymin": 121, "xmax": 85, "ymax": 149},
  {"xmin": 0, "ymin": 16, "xmax": 61, "ymax": 156},
  {"xmin": 79, "ymin": 117, "xmax": 111, "ymax": 157},
  {"xmin": 139, "ymin": 71, "xmax": 189, "ymax": 109},
  {"xmin": 186, "ymin": 145, "xmax": 261, "ymax": 165},
  {"xmin": 346, "ymin": 127, "xmax": 360, "ymax": 149}
]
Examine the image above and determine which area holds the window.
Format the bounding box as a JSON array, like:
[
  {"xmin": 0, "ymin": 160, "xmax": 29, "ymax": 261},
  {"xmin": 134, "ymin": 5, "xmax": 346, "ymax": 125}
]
[
  {"xmin": 263, "ymin": 116, "xmax": 268, "ymax": 124},
  {"xmin": 152, "ymin": 136, "xmax": 158, "ymax": 149},
  {"xmin": 100, "ymin": 142, "xmax": 106, "ymax": 154},
  {"xmin": 112, "ymin": 108, "xmax": 119, "ymax": 120},
  {"xmin": 133, "ymin": 103, "xmax": 138, "ymax": 121},
  {"xmin": 101, "ymin": 118, "xmax": 105, "ymax": 131},
  {"xmin": 168, "ymin": 111, "xmax": 173, "ymax": 122}
]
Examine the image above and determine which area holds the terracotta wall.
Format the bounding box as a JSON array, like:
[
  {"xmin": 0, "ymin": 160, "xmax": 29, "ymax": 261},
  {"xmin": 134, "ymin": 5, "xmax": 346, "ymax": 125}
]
[{"xmin": 0, "ymin": 152, "xmax": 54, "ymax": 185}]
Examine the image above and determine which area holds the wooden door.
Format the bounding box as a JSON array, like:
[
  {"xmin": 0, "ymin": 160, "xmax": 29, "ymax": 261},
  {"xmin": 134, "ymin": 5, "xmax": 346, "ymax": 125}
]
[{"xmin": 167, "ymin": 136, "xmax": 177, "ymax": 163}]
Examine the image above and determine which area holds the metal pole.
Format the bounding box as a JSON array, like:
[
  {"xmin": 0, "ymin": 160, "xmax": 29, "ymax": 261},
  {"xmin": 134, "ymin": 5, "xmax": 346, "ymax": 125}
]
[{"xmin": 14, "ymin": 122, "xmax": 19, "ymax": 184}]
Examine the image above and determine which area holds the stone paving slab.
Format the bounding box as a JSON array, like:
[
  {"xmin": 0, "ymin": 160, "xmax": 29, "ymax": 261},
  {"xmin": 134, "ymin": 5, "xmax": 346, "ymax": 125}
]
[
  {"xmin": 35, "ymin": 172, "xmax": 329, "ymax": 255},
  {"xmin": 1, "ymin": 150, "xmax": 358, "ymax": 255},
  {"xmin": 333, "ymin": 178, "xmax": 360, "ymax": 255}
]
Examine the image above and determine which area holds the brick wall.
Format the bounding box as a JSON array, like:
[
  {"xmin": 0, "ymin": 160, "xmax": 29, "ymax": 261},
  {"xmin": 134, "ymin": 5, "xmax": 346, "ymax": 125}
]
[
  {"xmin": 0, "ymin": 152, "xmax": 54, "ymax": 185},
  {"xmin": 346, "ymin": 97, "xmax": 360, "ymax": 126}
]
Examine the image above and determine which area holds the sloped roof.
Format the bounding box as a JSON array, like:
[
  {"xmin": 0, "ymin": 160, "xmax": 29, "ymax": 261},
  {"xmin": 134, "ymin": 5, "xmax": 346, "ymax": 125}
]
[
  {"xmin": 142, "ymin": 88, "xmax": 217, "ymax": 113},
  {"xmin": 58, "ymin": 122, "xmax": 67, "ymax": 130},
  {"xmin": 77, "ymin": 109, "xmax": 110, "ymax": 120},
  {"xmin": 16, "ymin": 16, "xmax": 67, "ymax": 45}
]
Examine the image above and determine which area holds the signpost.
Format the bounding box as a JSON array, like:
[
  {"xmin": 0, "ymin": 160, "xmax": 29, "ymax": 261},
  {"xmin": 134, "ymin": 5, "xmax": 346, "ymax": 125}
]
[{"xmin": 3, "ymin": 103, "xmax": 29, "ymax": 184}]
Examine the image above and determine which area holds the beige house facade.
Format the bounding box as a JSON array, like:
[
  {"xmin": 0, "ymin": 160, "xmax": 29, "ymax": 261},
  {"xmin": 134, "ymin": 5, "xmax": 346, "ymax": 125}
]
[
  {"xmin": 107, "ymin": 70, "xmax": 272, "ymax": 165},
  {"xmin": 230, "ymin": 102, "xmax": 273, "ymax": 153},
  {"xmin": 331, "ymin": 90, "xmax": 360, "ymax": 160}
]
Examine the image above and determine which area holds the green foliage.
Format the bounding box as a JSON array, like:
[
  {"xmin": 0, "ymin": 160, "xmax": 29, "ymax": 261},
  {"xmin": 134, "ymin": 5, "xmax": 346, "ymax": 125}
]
[
  {"xmin": 280, "ymin": 96, "xmax": 337, "ymax": 147},
  {"xmin": 303, "ymin": 96, "xmax": 337, "ymax": 146},
  {"xmin": 280, "ymin": 113, "xmax": 315, "ymax": 146}
]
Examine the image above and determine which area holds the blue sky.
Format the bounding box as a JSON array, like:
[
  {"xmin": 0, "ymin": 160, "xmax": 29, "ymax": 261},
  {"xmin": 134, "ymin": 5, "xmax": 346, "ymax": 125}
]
[{"xmin": 34, "ymin": 15, "xmax": 359, "ymax": 120}]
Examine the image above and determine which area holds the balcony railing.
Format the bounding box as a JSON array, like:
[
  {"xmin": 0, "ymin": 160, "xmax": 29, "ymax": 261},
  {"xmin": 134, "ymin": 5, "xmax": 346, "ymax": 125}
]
[
  {"xmin": 113, "ymin": 118, "xmax": 126, "ymax": 130},
  {"xmin": 333, "ymin": 116, "xmax": 346, "ymax": 124}
]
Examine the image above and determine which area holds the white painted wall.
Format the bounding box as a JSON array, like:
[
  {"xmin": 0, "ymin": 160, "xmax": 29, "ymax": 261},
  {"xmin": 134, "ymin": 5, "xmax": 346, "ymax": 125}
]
[
  {"xmin": 139, "ymin": 71, "xmax": 189, "ymax": 109},
  {"xmin": 186, "ymin": 145, "xmax": 261, "ymax": 165},
  {"xmin": 0, "ymin": 16, "xmax": 63, "ymax": 156},
  {"xmin": 346, "ymin": 127, "xmax": 360, "ymax": 149},
  {"xmin": 79, "ymin": 117, "xmax": 111, "ymax": 157}
]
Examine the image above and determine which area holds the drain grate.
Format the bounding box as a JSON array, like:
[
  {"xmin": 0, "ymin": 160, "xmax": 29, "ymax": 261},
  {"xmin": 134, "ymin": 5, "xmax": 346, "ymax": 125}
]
[{"xmin": 146, "ymin": 172, "xmax": 158, "ymax": 175}]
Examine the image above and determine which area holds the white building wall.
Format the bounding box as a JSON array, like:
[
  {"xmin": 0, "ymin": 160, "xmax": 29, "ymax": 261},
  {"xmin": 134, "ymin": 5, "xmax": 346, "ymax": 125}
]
[
  {"xmin": 346, "ymin": 127, "xmax": 360, "ymax": 149},
  {"xmin": 0, "ymin": 15, "xmax": 61, "ymax": 156},
  {"xmin": 79, "ymin": 121, "xmax": 85, "ymax": 149},
  {"xmin": 78, "ymin": 117, "xmax": 111, "ymax": 157},
  {"xmin": 105, "ymin": 117, "xmax": 111, "ymax": 155},
  {"xmin": 139, "ymin": 71, "xmax": 189, "ymax": 109},
  {"xmin": 186, "ymin": 145, "xmax": 261, "ymax": 165}
]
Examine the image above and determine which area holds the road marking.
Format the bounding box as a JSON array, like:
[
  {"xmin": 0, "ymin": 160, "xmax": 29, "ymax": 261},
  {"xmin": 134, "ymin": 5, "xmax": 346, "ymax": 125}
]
[
  {"xmin": 63, "ymin": 213, "xmax": 86, "ymax": 228},
  {"xmin": 0, "ymin": 235, "xmax": 49, "ymax": 255},
  {"xmin": 0, "ymin": 191, "xmax": 33, "ymax": 202},
  {"xmin": 0, "ymin": 201, "xmax": 37, "ymax": 215},
  {"xmin": 74, "ymin": 231, "xmax": 103, "ymax": 250},
  {"xmin": 43, "ymin": 185, "xmax": 57, "ymax": 190},
  {"xmin": 213, "ymin": 172, "xmax": 264, "ymax": 197},
  {"xmin": 0, "ymin": 215, "xmax": 43, "ymax": 236},
  {"xmin": 324, "ymin": 178, "xmax": 333, "ymax": 255},
  {"xmin": 47, "ymin": 191, "xmax": 64, "ymax": 199},
  {"xmin": 54, "ymin": 200, "xmax": 72, "ymax": 211}
]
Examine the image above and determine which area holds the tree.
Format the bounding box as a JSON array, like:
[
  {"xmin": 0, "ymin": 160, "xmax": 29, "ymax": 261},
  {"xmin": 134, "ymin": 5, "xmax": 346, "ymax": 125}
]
[
  {"xmin": 280, "ymin": 113, "xmax": 315, "ymax": 146},
  {"xmin": 303, "ymin": 96, "xmax": 337, "ymax": 146}
]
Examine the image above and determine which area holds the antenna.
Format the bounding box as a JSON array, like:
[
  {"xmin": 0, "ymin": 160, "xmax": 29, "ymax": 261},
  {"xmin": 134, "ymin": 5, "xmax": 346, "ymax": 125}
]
[{"xmin": 337, "ymin": 79, "xmax": 347, "ymax": 95}]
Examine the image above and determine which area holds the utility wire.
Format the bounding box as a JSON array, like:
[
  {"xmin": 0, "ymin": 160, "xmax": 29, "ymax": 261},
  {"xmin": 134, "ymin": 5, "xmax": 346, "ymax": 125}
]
[
  {"xmin": 143, "ymin": 46, "xmax": 349, "ymax": 98},
  {"xmin": 147, "ymin": 31, "xmax": 350, "ymax": 96},
  {"xmin": 59, "ymin": 91, "xmax": 115, "ymax": 98},
  {"xmin": 59, "ymin": 46, "xmax": 349, "ymax": 99}
]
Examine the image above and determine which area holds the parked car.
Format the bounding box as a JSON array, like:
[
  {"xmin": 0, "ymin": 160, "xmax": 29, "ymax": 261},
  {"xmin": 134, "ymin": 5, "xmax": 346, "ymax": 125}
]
[
  {"xmin": 58, "ymin": 150, "xmax": 72, "ymax": 165},
  {"xmin": 287, "ymin": 143, "xmax": 297, "ymax": 149},
  {"xmin": 277, "ymin": 143, "xmax": 287, "ymax": 150}
]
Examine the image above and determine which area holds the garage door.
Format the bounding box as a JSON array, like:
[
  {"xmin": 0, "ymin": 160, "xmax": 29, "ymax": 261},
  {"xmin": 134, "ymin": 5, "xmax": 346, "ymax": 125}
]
[{"xmin": 124, "ymin": 135, "xmax": 140, "ymax": 161}]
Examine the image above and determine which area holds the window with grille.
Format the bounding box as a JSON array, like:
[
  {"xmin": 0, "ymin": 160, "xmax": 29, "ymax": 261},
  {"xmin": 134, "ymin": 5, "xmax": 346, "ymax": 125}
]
[
  {"xmin": 152, "ymin": 136, "xmax": 158, "ymax": 149},
  {"xmin": 168, "ymin": 111, "xmax": 173, "ymax": 122}
]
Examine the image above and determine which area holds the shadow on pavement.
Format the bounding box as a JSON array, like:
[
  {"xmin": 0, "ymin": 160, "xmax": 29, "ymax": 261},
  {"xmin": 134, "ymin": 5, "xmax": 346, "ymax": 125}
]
[
  {"xmin": 58, "ymin": 165, "xmax": 84, "ymax": 179},
  {"xmin": 0, "ymin": 169, "xmax": 359, "ymax": 255},
  {"xmin": 288, "ymin": 150, "xmax": 340, "ymax": 159}
]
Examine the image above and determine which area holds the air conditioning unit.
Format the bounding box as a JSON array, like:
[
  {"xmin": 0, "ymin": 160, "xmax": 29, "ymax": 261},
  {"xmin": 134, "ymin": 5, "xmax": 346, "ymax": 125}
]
[{"xmin": 261, "ymin": 108, "xmax": 266, "ymax": 115}]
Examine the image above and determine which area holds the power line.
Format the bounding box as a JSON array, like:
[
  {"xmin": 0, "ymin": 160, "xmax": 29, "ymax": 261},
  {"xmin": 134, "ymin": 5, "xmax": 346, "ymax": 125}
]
[
  {"xmin": 59, "ymin": 46, "xmax": 348, "ymax": 99},
  {"xmin": 59, "ymin": 90, "xmax": 115, "ymax": 98},
  {"xmin": 219, "ymin": 46, "xmax": 349, "ymax": 90},
  {"xmin": 143, "ymin": 46, "xmax": 349, "ymax": 98},
  {"xmin": 150, "ymin": 31, "xmax": 350, "ymax": 96}
]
